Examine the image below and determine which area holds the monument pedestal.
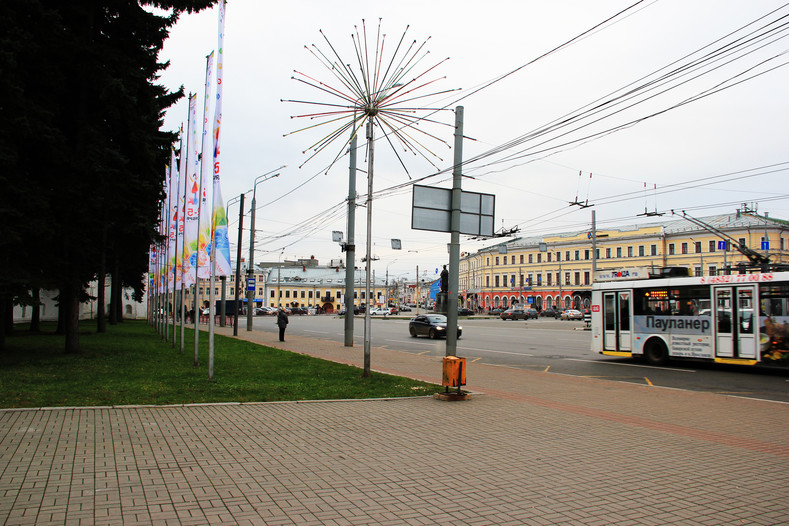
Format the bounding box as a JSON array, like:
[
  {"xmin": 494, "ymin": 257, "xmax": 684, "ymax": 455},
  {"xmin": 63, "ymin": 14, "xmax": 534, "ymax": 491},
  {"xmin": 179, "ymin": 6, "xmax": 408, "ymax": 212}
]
[{"xmin": 435, "ymin": 292, "xmax": 448, "ymax": 313}]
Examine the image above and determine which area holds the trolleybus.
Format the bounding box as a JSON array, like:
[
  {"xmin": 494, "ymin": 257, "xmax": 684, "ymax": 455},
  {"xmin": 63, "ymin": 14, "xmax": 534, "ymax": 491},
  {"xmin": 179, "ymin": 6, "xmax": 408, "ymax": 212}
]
[{"xmin": 590, "ymin": 268, "xmax": 789, "ymax": 366}]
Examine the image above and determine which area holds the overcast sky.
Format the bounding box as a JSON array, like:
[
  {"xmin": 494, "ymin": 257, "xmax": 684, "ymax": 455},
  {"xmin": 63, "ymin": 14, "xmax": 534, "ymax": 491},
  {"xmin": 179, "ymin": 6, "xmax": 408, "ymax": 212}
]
[{"xmin": 157, "ymin": 0, "xmax": 789, "ymax": 281}]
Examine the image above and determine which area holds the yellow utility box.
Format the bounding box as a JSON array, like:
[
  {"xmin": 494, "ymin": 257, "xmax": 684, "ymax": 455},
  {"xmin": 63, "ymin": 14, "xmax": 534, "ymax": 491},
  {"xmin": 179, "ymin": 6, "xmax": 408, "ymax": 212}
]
[{"xmin": 442, "ymin": 356, "xmax": 466, "ymax": 388}]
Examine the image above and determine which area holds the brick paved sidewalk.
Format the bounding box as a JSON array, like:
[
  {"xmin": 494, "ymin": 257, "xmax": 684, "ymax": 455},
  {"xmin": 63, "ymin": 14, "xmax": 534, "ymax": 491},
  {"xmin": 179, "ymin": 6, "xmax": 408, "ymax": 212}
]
[{"xmin": 1, "ymin": 326, "xmax": 787, "ymax": 525}]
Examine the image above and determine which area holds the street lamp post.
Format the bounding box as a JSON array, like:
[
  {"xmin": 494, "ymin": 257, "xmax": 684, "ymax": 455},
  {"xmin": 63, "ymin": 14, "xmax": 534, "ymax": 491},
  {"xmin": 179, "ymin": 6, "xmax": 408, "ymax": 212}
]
[{"xmin": 247, "ymin": 167, "xmax": 284, "ymax": 332}]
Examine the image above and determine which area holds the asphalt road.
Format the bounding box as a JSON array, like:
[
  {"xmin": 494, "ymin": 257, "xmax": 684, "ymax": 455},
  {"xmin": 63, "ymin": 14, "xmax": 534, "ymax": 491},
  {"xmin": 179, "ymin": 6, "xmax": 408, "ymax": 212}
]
[{"xmin": 251, "ymin": 314, "xmax": 789, "ymax": 403}]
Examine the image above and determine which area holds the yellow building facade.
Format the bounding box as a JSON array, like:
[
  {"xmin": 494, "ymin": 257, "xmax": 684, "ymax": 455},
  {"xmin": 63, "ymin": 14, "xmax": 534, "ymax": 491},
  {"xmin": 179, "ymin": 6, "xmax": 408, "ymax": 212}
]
[{"xmin": 460, "ymin": 211, "xmax": 788, "ymax": 312}]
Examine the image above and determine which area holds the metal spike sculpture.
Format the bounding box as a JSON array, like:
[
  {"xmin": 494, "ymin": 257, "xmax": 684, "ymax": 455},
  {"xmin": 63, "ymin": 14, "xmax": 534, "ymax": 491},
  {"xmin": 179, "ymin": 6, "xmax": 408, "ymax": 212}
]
[
  {"xmin": 283, "ymin": 18, "xmax": 456, "ymax": 176},
  {"xmin": 284, "ymin": 19, "xmax": 454, "ymax": 376}
]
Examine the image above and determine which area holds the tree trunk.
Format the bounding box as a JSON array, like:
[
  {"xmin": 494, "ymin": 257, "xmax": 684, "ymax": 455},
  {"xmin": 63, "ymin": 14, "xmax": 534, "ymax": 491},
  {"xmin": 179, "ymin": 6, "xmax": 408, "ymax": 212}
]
[
  {"xmin": 55, "ymin": 291, "xmax": 65, "ymax": 335},
  {"xmin": 0, "ymin": 294, "xmax": 7, "ymax": 350},
  {"xmin": 109, "ymin": 254, "xmax": 119, "ymax": 325},
  {"xmin": 96, "ymin": 226, "xmax": 107, "ymax": 332},
  {"xmin": 29, "ymin": 287, "xmax": 41, "ymax": 332},
  {"xmin": 64, "ymin": 281, "xmax": 81, "ymax": 353}
]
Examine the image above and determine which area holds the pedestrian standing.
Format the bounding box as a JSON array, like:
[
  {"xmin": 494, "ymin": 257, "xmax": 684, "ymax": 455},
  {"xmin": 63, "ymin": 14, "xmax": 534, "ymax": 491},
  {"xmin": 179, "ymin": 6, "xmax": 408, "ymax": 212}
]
[{"xmin": 277, "ymin": 307, "xmax": 289, "ymax": 342}]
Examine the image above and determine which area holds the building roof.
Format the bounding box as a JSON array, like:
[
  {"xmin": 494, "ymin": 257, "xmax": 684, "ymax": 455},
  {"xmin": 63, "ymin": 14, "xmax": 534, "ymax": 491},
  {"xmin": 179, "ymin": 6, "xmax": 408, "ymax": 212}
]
[{"xmin": 485, "ymin": 211, "xmax": 787, "ymax": 252}]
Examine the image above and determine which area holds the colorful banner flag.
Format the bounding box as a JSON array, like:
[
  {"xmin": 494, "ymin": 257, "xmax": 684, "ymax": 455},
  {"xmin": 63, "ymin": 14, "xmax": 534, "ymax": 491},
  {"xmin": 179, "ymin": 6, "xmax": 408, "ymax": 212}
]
[
  {"xmin": 182, "ymin": 94, "xmax": 200, "ymax": 287},
  {"xmin": 197, "ymin": 52, "xmax": 215, "ymax": 279},
  {"xmin": 172, "ymin": 130, "xmax": 186, "ymax": 290},
  {"xmin": 211, "ymin": 0, "xmax": 232, "ymax": 277}
]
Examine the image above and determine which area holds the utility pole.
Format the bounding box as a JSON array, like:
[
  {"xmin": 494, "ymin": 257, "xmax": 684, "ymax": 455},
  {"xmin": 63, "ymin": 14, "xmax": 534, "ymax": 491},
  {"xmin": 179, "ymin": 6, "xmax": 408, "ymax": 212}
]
[
  {"xmin": 233, "ymin": 193, "xmax": 244, "ymax": 336},
  {"xmin": 446, "ymin": 106, "xmax": 464, "ymax": 357},
  {"xmin": 363, "ymin": 120, "xmax": 375, "ymax": 377},
  {"xmin": 344, "ymin": 134, "xmax": 357, "ymax": 347}
]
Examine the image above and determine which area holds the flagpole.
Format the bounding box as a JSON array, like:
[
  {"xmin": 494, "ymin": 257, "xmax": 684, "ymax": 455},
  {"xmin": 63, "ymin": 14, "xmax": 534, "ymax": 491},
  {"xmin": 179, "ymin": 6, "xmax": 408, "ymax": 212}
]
[
  {"xmin": 209, "ymin": 0, "xmax": 228, "ymax": 381},
  {"xmin": 180, "ymin": 104, "xmax": 192, "ymax": 355}
]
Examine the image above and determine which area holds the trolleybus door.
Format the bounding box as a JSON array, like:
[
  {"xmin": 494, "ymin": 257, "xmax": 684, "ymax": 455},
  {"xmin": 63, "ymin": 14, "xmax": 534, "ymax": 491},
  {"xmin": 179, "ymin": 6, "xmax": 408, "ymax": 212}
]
[
  {"xmin": 603, "ymin": 291, "xmax": 631, "ymax": 352},
  {"xmin": 714, "ymin": 286, "xmax": 757, "ymax": 359}
]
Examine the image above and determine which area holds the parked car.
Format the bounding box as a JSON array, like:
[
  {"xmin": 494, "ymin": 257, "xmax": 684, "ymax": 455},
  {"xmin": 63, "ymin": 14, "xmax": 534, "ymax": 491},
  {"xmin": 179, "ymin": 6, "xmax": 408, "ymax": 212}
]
[
  {"xmin": 409, "ymin": 314, "xmax": 462, "ymax": 339},
  {"xmin": 539, "ymin": 308, "xmax": 561, "ymax": 318},
  {"xmin": 369, "ymin": 307, "xmax": 390, "ymax": 315},
  {"xmin": 500, "ymin": 308, "xmax": 528, "ymax": 321},
  {"xmin": 525, "ymin": 308, "xmax": 539, "ymax": 319},
  {"xmin": 457, "ymin": 307, "xmax": 474, "ymax": 316},
  {"xmin": 561, "ymin": 309, "xmax": 583, "ymax": 320},
  {"xmin": 289, "ymin": 307, "xmax": 308, "ymax": 315},
  {"xmin": 398, "ymin": 305, "xmax": 412, "ymax": 312},
  {"xmin": 487, "ymin": 308, "xmax": 504, "ymax": 316}
]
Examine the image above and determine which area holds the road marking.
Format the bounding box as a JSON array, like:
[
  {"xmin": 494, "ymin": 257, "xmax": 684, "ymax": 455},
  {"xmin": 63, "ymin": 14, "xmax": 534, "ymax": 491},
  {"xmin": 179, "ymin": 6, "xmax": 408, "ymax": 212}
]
[
  {"xmin": 417, "ymin": 350, "xmax": 431, "ymax": 356},
  {"xmin": 459, "ymin": 347, "xmax": 534, "ymax": 357},
  {"xmin": 470, "ymin": 357, "xmax": 482, "ymax": 363},
  {"xmin": 644, "ymin": 377, "xmax": 653, "ymax": 386},
  {"xmin": 544, "ymin": 366, "xmax": 550, "ymax": 372},
  {"xmin": 566, "ymin": 358, "xmax": 696, "ymax": 372}
]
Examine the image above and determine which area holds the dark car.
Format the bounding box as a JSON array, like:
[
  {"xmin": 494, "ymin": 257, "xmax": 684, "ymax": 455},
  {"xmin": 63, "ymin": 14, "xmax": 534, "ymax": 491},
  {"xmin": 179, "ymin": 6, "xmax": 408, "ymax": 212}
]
[
  {"xmin": 487, "ymin": 308, "xmax": 504, "ymax": 316},
  {"xmin": 409, "ymin": 314, "xmax": 462, "ymax": 339},
  {"xmin": 500, "ymin": 308, "xmax": 528, "ymax": 321},
  {"xmin": 457, "ymin": 307, "xmax": 474, "ymax": 316},
  {"xmin": 539, "ymin": 308, "xmax": 561, "ymax": 318},
  {"xmin": 525, "ymin": 308, "xmax": 539, "ymax": 319},
  {"xmin": 289, "ymin": 307, "xmax": 308, "ymax": 315}
]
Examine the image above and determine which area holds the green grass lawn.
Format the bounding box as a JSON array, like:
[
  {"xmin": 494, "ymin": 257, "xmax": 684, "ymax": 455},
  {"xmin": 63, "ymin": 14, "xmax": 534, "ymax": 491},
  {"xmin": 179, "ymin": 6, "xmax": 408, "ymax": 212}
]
[{"xmin": 0, "ymin": 321, "xmax": 438, "ymax": 408}]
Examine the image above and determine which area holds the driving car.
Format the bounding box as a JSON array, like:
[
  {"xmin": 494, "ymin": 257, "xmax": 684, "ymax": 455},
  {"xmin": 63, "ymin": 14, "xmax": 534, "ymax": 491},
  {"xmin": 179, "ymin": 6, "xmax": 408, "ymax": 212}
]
[
  {"xmin": 525, "ymin": 308, "xmax": 539, "ymax": 319},
  {"xmin": 500, "ymin": 307, "xmax": 528, "ymax": 321},
  {"xmin": 457, "ymin": 307, "xmax": 474, "ymax": 316},
  {"xmin": 409, "ymin": 314, "xmax": 462, "ymax": 339},
  {"xmin": 561, "ymin": 309, "xmax": 583, "ymax": 320},
  {"xmin": 398, "ymin": 305, "xmax": 412, "ymax": 312},
  {"xmin": 369, "ymin": 307, "xmax": 390, "ymax": 315},
  {"xmin": 539, "ymin": 308, "xmax": 561, "ymax": 318},
  {"xmin": 487, "ymin": 308, "xmax": 504, "ymax": 316}
]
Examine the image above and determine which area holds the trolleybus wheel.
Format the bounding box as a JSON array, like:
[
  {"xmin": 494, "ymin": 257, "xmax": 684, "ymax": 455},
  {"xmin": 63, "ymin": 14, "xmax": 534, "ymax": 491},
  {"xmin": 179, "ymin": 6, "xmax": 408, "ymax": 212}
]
[{"xmin": 644, "ymin": 338, "xmax": 668, "ymax": 366}]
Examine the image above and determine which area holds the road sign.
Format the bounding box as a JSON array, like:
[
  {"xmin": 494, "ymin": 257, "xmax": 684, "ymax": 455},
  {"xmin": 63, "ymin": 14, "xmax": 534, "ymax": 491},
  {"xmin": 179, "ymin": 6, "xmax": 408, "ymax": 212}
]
[{"xmin": 246, "ymin": 278, "xmax": 255, "ymax": 291}]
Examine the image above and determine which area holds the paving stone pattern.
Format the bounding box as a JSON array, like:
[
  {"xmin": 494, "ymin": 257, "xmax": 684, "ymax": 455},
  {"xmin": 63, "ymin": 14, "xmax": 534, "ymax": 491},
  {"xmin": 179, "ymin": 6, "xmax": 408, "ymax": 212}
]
[{"xmin": 1, "ymin": 326, "xmax": 787, "ymax": 525}]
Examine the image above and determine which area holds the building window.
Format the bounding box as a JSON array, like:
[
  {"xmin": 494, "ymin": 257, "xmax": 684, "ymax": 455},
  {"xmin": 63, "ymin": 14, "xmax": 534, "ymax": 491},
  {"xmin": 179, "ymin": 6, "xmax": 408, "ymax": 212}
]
[
  {"xmin": 565, "ymin": 251, "xmax": 571, "ymax": 261},
  {"xmin": 519, "ymin": 254, "xmax": 524, "ymax": 264},
  {"xmin": 511, "ymin": 255, "xmax": 515, "ymax": 265},
  {"xmin": 519, "ymin": 274, "xmax": 524, "ymax": 287},
  {"xmin": 537, "ymin": 274, "xmax": 542, "ymax": 286},
  {"xmin": 584, "ymin": 250, "xmax": 590, "ymax": 260},
  {"xmin": 574, "ymin": 272, "xmax": 580, "ymax": 285},
  {"xmin": 547, "ymin": 273, "xmax": 552, "ymax": 286},
  {"xmin": 495, "ymin": 275, "xmax": 500, "ymax": 287},
  {"xmin": 285, "ymin": 290, "xmax": 290, "ymax": 298},
  {"xmin": 668, "ymin": 244, "xmax": 675, "ymax": 255},
  {"xmin": 486, "ymin": 257, "xmax": 490, "ymax": 265},
  {"xmin": 529, "ymin": 254, "xmax": 533, "ymax": 263},
  {"xmin": 556, "ymin": 252, "xmax": 560, "ymax": 262},
  {"xmin": 301, "ymin": 290, "xmax": 306, "ymax": 298},
  {"xmin": 651, "ymin": 245, "xmax": 658, "ymax": 256},
  {"xmin": 565, "ymin": 272, "xmax": 571, "ymax": 285},
  {"xmin": 584, "ymin": 271, "xmax": 590, "ymax": 285},
  {"xmin": 694, "ymin": 265, "xmax": 702, "ymax": 276},
  {"xmin": 574, "ymin": 250, "xmax": 580, "ymax": 260},
  {"xmin": 537, "ymin": 254, "xmax": 542, "ymax": 263},
  {"xmin": 738, "ymin": 237, "xmax": 746, "ymax": 249},
  {"xmin": 616, "ymin": 247, "xmax": 622, "ymax": 258},
  {"xmin": 709, "ymin": 265, "xmax": 717, "ymax": 276},
  {"xmin": 495, "ymin": 256, "xmax": 499, "ymax": 265},
  {"xmin": 511, "ymin": 274, "xmax": 516, "ymax": 287},
  {"xmin": 486, "ymin": 276, "xmax": 490, "ymax": 287},
  {"xmin": 639, "ymin": 245, "xmax": 645, "ymax": 257},
  {"xmin": 709, "ymin": 240, "xmax": 716, "ymax": 253},
  {"xmin": 627, "ymin": 246, "xmax": 633, "ymax": 258},
  {"xmin": 694, "ymin": 241, "xmax": 702, "ymax": 253},
  {"xmin": 547, "ymin": 253, "xmax": 552, "ymax": 262},
  {"xmin": 595, "ymin": 249, "xmax": 600, "ymax": 259},
  {"xmin": 270, "ymin": 290, "xmax": 275, "ymax": 298},
  {"xmin": 681, "ymin": 242, "xmax": 688, "ymax": 254},
  {"xmin": 605, "ymin": 248, "xmax": 611, "ymax": 258}
]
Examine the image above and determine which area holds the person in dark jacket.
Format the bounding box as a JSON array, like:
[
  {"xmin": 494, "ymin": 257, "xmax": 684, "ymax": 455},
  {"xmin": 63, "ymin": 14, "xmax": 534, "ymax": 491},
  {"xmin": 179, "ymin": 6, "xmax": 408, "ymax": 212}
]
[{"xmin": 276, "ymin": 307, "xmax": 289, "ymax": 342}]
